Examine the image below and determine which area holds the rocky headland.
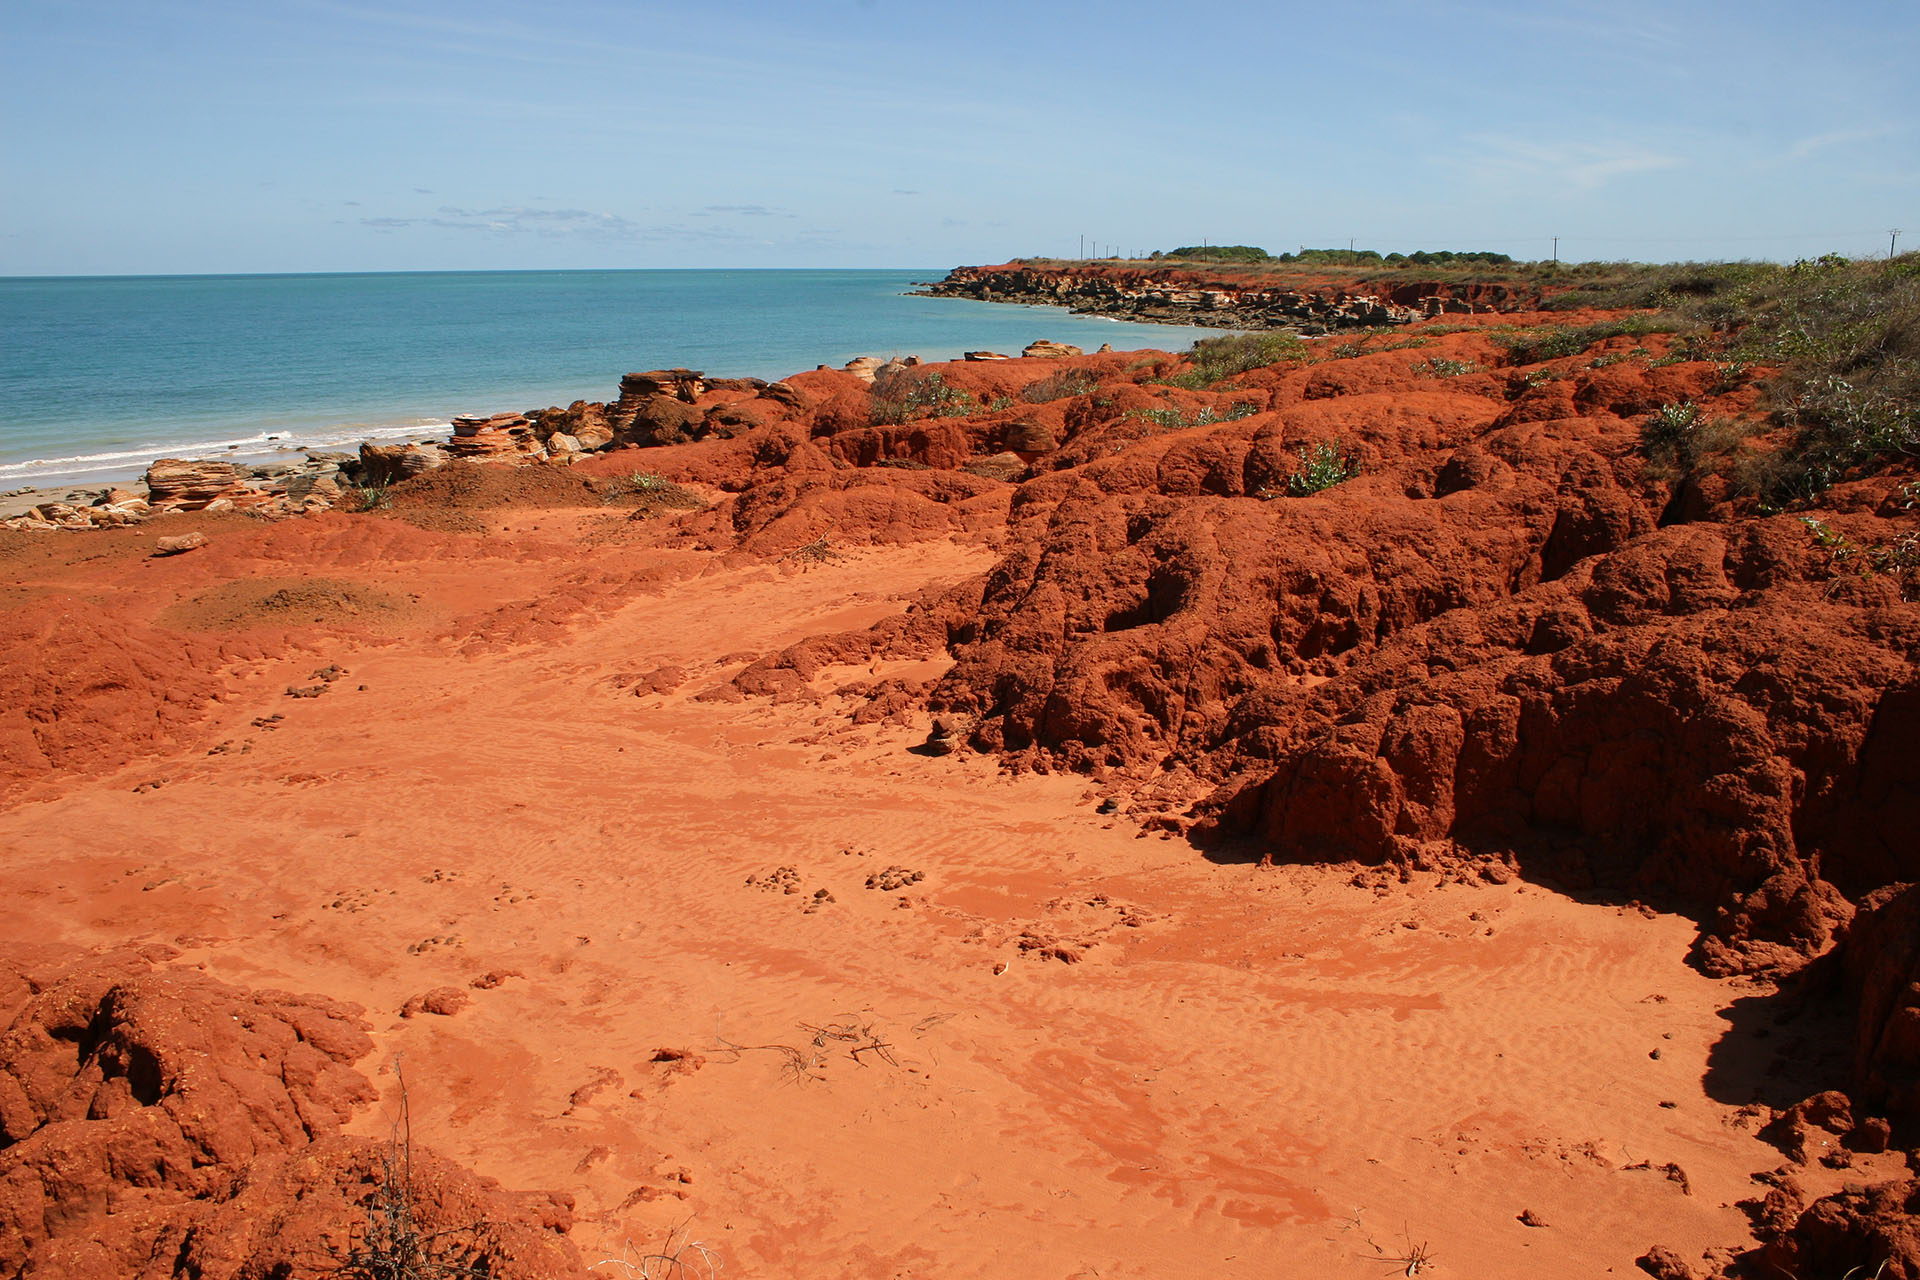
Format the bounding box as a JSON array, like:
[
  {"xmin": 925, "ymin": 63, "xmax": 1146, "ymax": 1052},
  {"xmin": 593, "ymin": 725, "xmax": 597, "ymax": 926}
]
[
  {"xmin": 2, "ymin": 261, "xmax": 1918, "ymax": 1278},
  {"xmin": 914, "ymin": 260, "xmax": 1546, "ymax": 331}
]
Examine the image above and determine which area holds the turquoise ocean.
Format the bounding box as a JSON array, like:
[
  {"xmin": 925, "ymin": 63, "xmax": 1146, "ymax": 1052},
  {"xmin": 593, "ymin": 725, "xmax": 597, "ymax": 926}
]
[{"xmin": 0, "ymin": 270, "xmax": 1222, "ymax": 489}]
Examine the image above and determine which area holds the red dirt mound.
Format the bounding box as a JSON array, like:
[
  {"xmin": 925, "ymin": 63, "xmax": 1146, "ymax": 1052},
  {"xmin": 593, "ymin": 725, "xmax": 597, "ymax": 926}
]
[
  {"xmin": 386, "ymin": 459, "xmax": 605, "ymax": 510},
  {"xmin": 0, "ymin": 949, "xmax": 585, "ymax": 1279},
  {"xmin": 0, "ymin": 596, "xmax": 235, "ymax": 790}
]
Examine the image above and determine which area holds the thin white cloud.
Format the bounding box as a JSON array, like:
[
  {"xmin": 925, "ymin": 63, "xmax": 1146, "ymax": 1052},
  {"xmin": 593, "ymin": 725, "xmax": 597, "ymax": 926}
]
[
  {"xmin": 1469, "ymin": 1, "xmax": 1684, "ymax": 54},
  {"xmin": 1786, "ymin": 127, "xmax": 1891, "ymax": 161},
  {"xmin": 360, "ymin": 206, "xmax": 753, "ymax": 244},
  {"xmin": 1465, "ymin": 134, "xmax": 1683, "ymax": 191}
]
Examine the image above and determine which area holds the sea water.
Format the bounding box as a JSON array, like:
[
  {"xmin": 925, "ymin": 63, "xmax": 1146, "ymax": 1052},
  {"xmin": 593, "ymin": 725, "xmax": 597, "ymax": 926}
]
[{"xmin": 0, "ymin": 269, "xmax": 1223, "ymax": 489}]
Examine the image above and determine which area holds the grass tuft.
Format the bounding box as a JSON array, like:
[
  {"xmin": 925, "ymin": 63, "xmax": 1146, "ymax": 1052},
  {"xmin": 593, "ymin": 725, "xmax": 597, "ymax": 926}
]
[
  {"xmin": 1019, "ymin": 370, "xmax": 1097, "ymax": 403},
  {"xmin": 1162, "ymin": 331, "xmax": 1309, "ymax": 388},
  {"xmin": 871, "ymin": 370, "xmax": 973, "ymax": 424}
]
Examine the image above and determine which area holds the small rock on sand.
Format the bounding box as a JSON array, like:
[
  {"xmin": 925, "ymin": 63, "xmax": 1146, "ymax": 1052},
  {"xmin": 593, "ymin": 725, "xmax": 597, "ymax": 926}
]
[
  {"xmin": 400, "ymin": 987, "xmax": 472, "ymax": 1018},
  {"xmin": 152, "ymin": 532, "xmax": 208, "ymax": 556}
]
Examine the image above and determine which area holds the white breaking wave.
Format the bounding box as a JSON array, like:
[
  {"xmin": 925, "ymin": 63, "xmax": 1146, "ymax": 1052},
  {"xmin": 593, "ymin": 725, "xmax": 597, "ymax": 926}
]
[{"xmin": 0, "ymin": 420, "xmax": 453, "ymax": 488}]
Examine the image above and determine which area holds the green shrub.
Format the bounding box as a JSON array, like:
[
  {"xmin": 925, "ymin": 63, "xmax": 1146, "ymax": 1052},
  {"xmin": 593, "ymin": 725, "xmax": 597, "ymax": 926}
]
[
  {"xmin": 1154, "ymin": 372, "xmax": 1210, "ymax": 391},
  {"xmin": 1496, "ymin": 326, "xmax": 1586, "ymax": 364},
  {"xmin": 1497, "ymin": 317, "xmax": 1686, "ymax": 366},
  {"xmin": 1414, "ymin": 357, "xmax": 1476, "ymax": 377},
  {"xmin": 1129, "ymin": 407, "xmax": 1187, "ymax": 431},
  {"xmin": 1284, "ymin": 441, "xmax": 1361, "ymax": 496},
  {"xmin": 870, "ymin": 370, "xmax": 973, "ymax": 424},
  {"xmin": 1206, "ymin": 401, "xmax": 1262, "ymax": 424},
  {"xmin": 1162, "ymin": 244, "xmax": 1271, "ymax": 262},
  {"xmin": 1124, "ymin": 400, "xmax": 1261, "ymax": 432},
  {"xmin": 1173, "ymin": 331, "xmax": 1309, "ymax": 385},
  {"xmin": 1640, "ymin": 402, "xmax": 1705, "ymax": 475},
  {"xmin": 1536, "ymin": 254, "xmax": 1918, "ymax": 501},
  {"xmin": 1687, "ymin": 254, "xmax": 1920, "ymax": 501},
  {"xmin": 1538, "ymin": 260, "xmax": 1777, "ymax": 312},
  {"xmin": 1712, "ymin": 359, "xmax": 1752, "ymax": 391},
  {"xmin": 1800, "ymin": 518, "xmax": 1920, "ymax": 599},
  {"xmin": 1394, "ymin": 249, "xmax": 1513, "ymax": 266}
]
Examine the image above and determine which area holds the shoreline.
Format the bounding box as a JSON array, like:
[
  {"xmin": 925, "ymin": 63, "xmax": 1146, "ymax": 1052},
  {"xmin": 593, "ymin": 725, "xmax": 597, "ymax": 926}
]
[
  {"xmin": 0, "ymin": 268, "xmax": 1236, "ymax": 496},
  {"xmin": 0, "ymin": 422, "xmax": 455, "ymax": 494},
  {"xmin": 0, "ymin": 481, "xmax": 125, "ymax": 520},
  {"xmin": 0, "ymin": 337, "xmax": 1155, "ymax": 530}
]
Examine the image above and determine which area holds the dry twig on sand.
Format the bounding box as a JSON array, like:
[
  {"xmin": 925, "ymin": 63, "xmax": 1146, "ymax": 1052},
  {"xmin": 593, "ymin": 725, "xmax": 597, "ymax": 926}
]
[
  {"xmin": 710, "ymin": 1014, "xmax": 908, "ymax": 1084},
  {"xmin": 595, "ymin": 1220, "xmax": 720, "ymax": 1280},
  {"xmin": 709, "ymin": 1033, "xmax": 828, "ymax": 1086},
  {"xmin": 797, "ymin": 1017, "xmax": 898, "ymax": 1068},
  {"xmin": 783, "ymin": 535, "xmax": 840, "ymax": 565},
  {"xmin": 336, "ymin": 1059, "xmax": 495, "ymax": 1279},
  {"xmin": 1358, "ymin": 1227, "xmax": 1436, "ymax": 1277}
]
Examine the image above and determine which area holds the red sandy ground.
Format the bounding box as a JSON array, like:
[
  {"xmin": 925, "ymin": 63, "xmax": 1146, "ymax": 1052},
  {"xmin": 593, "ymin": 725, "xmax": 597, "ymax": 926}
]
[{"xmin": 2, "ymin": 316, "xmax": 1916, "ymax": 1278}]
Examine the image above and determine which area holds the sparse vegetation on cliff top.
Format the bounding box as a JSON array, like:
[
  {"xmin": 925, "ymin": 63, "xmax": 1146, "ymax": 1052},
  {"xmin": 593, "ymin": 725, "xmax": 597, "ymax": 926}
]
[
  {"xmin": 1571, "ymin": 253, "xmax": 1920, "ymax": 503},
  {"xmin": 1143, "ymin": 245, "xmax": 1515, "ymax": 267},
  {"xmin": 1087, "ymin": 249, "xmax": 1920, "ymax": 504}
]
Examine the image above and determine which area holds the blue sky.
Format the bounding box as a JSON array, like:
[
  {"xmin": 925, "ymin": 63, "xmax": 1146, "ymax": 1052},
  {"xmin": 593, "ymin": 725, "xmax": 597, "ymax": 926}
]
[{"xmin": 2, "ymin": 0, "xmax": 1914, "ymax": 274}]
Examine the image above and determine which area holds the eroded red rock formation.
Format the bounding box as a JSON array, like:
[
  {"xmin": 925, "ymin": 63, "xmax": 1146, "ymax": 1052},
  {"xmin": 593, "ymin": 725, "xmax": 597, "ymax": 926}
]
[
  {"xmin": 580, "ymin": 325, "xmax": 1917, "ymax": 980},
  {"xmin": 0, "ymin": 949, "xmax": 586, "ymax": 1278}
]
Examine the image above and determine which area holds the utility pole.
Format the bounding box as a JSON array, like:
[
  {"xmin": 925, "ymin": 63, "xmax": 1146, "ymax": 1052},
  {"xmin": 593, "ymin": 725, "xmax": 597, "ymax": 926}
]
[
  {"xmin": 1893, "ymin": 229, "xmax": 1903, "ymax": 258},
  {"xmin": 1552, "ymin": 236, "xmax": 1559, "ymax": 264},
  {"xmin": 1349, "ymin": 238, "xmax": 1355, "ymax": 264},
  {"xmin": 1079, "ymin": 234, "xmax": 1085, "ymax": 260}
]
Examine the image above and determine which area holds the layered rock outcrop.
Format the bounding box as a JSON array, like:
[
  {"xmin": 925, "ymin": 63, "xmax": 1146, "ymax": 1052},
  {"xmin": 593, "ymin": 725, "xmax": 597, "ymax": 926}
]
[
  {"xmin": 447, "ymin": 412, "xmax": 540, "ymax": 461},
  {"xmin": 358, "ymin": 440, "xmax": 449, "ymax": 486}
]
